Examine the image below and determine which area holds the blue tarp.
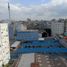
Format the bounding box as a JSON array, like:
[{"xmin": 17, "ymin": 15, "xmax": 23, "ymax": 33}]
[
  {"xmin": 14, "ymin": 48, "xmax": 67, "ymax": 54},
  {"xmin": 21, "ymin": 39, "xmax": 61, "ymax": 47},
  {"xmin": 16, "ymin": 31, "xmax": 39, "ymax": 41}
]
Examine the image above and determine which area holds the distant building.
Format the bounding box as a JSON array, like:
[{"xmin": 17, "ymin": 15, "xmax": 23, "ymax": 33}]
[
  {"xmin": 65, "ymin": 21, "xmax": 67, "ymax": 33},
  {"xmin": 51, "ymin": 21, "xmax": 64, "ymax": 36},
  {"xmin": 0, "ymin": 22, "xmax": 10, "ymax": 67}
]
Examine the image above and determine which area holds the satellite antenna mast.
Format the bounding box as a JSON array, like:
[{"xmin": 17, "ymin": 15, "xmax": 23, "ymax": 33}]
[{"xmin": 8, "ymin": 2, "xmax": 11, "ymax": 23}]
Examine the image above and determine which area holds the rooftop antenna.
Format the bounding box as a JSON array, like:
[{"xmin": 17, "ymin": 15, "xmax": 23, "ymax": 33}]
[{"xmin": 8, "ymin": 2, "xmax": 11, "ymax": 23}]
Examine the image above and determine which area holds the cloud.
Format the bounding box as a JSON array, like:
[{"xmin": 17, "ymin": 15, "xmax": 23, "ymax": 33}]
[
  {"xmin": 0, "ymin": 0, "xmax": 8, "ymax": 3},
  {"xmin": 0, "ymin": 0, "xmax": 67, "ymax": 20},
  {"xmin": 50, "ymin": 0, "xmax": 67, "ymax": 6}
]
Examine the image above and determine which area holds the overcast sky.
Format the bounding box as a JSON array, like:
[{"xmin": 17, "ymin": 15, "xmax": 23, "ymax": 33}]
[{"xmin": 0, "ymin": 0, "xmax": 67, "ymax": 20}]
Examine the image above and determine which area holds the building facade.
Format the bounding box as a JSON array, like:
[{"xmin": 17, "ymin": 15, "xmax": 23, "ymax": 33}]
[
  {"xmin": 0, "ymin": 23, "xmax": 10, "ymax": 67},
  {"xmin": 51, "ymin": 22, "xmax": 64, "ymax": 36}
]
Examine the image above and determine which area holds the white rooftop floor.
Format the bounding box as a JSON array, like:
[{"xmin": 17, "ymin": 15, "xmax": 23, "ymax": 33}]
[{"xmin": 18, "ymin": 53, "xmax": 35, "ymax": 67}]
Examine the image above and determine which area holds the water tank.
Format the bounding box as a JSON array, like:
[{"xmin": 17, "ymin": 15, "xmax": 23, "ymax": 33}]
[
  {"xmin": 16, "ymin": 23, "xmax": 27, "ymax": 32},
  {"xmin": 64, "ymin": 32, "xmax": 67, "ymax": 36}
]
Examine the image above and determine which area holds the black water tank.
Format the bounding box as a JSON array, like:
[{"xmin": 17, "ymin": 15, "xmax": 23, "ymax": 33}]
[
  {"xmin": 42, "ymin": 28, "xmax": 51, "ymax": 37},
  {"xmin": 45, "ymin": 29, "xmax": 51, "ymax": 36},
  {"xmin": 42, "ymin": 32, "xmax": 48, "ymax": 37}
]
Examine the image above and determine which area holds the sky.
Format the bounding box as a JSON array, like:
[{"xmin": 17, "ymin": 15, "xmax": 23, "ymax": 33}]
[{"xmin": 0, "ymin": 0, "xmax": 67, "ymax": 20}]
